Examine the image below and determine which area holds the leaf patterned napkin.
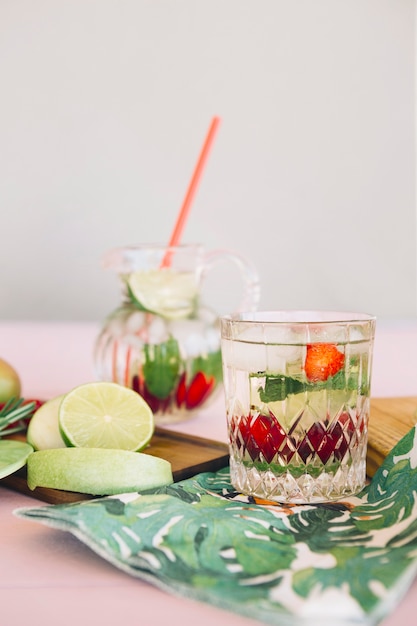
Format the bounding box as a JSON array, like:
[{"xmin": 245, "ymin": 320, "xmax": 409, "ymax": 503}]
[{"xmin": 15, "ymin": 426, "xmax": 417, "ymax": 626}]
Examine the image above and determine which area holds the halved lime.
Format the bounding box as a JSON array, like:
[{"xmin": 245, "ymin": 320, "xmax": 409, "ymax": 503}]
[
  {"xmin": 27, "ymin": 448, "xmax": 173, "ymax": 495},
  {"xmin": 58, "ymin": 382, "xmax": 154, "ymax": 451},
  {"xmin": 127, "ymin": 269, "xmax": 197, "ymax": 319},
  {"xmin": 0, "ymin": 440, "xmax": 33, "ymax": 479},
  {"xmin": 27, "ymin": 394, "xmax": 66, "ymax": 450}
]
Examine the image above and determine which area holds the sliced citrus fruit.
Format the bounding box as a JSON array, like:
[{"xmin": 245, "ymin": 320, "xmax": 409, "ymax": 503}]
[
  {"xmin": 0, "ymin": 440, "xmax": 33, "ymax": 479},
  {"xmin": 127, "ymin": 268, "xmax": 197, "ymax": 319},
  {"xmin": 27, "ymin": 394, "xmax": 66, "ymax": 450},
  {"xmin": 58, "ymin": 382, "xmax": 154, "ymax": 451},
  {"xmin": 26, "ymin": 448, "xmax": 173, "ymax": 495}
]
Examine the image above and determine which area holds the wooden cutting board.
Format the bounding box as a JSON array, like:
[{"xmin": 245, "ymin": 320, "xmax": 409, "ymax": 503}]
[
  {"xmin": 2, "ymin": 427, "xmax": 229, "ymax": 505},
  {"xmin": 367, "ymin": 396, "xmax": 417, "ymax": 477},
  {"xmin": 3, "ymin": 397, "xmax": 416, "ymax": 504}
]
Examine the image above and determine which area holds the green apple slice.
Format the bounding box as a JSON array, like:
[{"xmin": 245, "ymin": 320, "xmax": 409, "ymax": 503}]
[
  {"xmin": 27, "ymin": 447, "xmax": 173, "ymax": 495},
  {"xmin": 27, "ymin": 394, "xmax": 66, "ymax": 450},
  {"xmin": 0, "ymin": 440, "xmax": 33, "ymax": 479}
]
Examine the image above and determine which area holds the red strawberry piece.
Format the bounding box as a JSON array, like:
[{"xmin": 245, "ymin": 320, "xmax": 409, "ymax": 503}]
[
  {"xmin": 298, "ymin": 422, "xmax": 324, "ymax": 463},
  {"xmin": 131, "ymin": 374, "xmax": 171, "ymax": 414},
  {"xmin": 232, "ymin": 413, "xmax": 293, "ymax": 464},
  {"xmin": 144, "ymin": 388, "xmax": 172, "ymax": 413},
  {"xmin": 329, "ymin": 421, "xmax": 349, "ymax": 462},
  {"xmin": 131, "ymin": 374, "xmax": 140, "ymax": 394},
  {"xmin": 338, "ymin": 411, "xmax": 355, "ymax": 434},
  {"xmin": 299, "ymin": 419, "xmax": 350, "ymax": 465},
  {"xmin": 339, "ymin": 410, "xmax": 367, "ymax": 435},
  {"xmin": 304, "ymin": 343, "xmax": 345, "ymax": 382},
  {"xmin": 175, "ymin": 372, "xmax": 187, "ymax": 408},
  {"xmin": 132, "ymin": 370, "xmax": 216, "ymax": 413},
  {"xmin": 185, "ymin": 372, "xmax": 215, "ymax": 409}
]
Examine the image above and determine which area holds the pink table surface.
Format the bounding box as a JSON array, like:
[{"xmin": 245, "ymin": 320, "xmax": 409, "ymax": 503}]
[{"xmin": 0, "ymin": 319, "xmax": 416, "ymax": 626}]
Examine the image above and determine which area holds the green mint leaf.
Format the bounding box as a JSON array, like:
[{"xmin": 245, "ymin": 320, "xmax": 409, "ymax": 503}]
[
  {"xmin": 143, "ymin": 336, "xmax": 182, "ymax": 399},
  {"xmin": 258, "ymin": 375, "xmax": 307, "ymax": 402},
  {"xmin": 325, "ymin": 368, "xmax": 369, "ymax": 394},
  {"xmin": 257, "ymin": 362, "xmax": 366, "ymax": 403},
  {"xmin": 191, "ymin": 349, "xmax": 223, "ymax": 383}
]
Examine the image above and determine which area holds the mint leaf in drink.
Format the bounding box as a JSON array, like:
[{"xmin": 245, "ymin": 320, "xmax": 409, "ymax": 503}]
[
  {"xmin": 257, "ymin": 375, "xmax": 307, "ymax": 402},
  {"xmin": 143, "ymin": 336, "xmax": 181, "ymax": 400},
  {"xmin": 327, "ymin": 367, "xmax": 369, "ymax": 394},
  {"xmin": 191, "ymin": 349, "xmax": 223, "ymax": 383},
  {"xmin": 257, "ymin": 358, "xmax": 366, "ymax": 403}
]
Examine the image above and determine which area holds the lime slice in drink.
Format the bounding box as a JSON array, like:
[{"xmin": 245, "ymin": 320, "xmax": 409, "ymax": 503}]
[
  {"xmin": 127, "ymin": 269, "xmax": 197, "ymax": 319},
  {"xmin": 27, "ymin": 448, "xmax": 173, "ymax": 495},
  {"xmin": 0, "ymin": 440, "xmax": 33, "ymax": 479},
  {"xmin": 27, "ymin": 394, "xmax": 66, "ymax": 450},
  {"xmin": 58, "ymin": 382, "xmax": 154, "ymax": 451}
]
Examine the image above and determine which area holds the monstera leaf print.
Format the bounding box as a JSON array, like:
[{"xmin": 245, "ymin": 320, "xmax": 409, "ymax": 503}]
[{"xmin": 16, "ymin": 425, "xmax": 417, "ymax": 626}]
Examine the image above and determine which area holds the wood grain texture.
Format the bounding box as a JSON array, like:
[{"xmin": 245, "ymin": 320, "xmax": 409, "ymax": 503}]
[{"xmin": 367, "ymin": 396, "xmax": 417, "ymax": 477}]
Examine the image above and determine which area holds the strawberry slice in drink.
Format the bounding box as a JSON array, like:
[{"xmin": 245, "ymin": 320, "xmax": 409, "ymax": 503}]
[
  {"xmin": 175, "ymin": 373, "xmax": 187, "ymax": 408},
  {"xmin": 298, "ymin": 422, "xmax": 345, "ymax": 465},
  {"xmin": 131, "ymin": 375, "xmax": 171, "ymax": 414},
  {"xmin": 298, "ymin": 412, "xmax": 357, "ymax": 465},
  {"xmin": 232, "ymin": 413, "xmax": 295, "ymax": 464},
  {"xmin": 176, "ymin": 372, "xmax": 215, "ymax": 410},
  {"xmin": 304, "ymin": 343, "xmax": 345, "ymax": 382}
]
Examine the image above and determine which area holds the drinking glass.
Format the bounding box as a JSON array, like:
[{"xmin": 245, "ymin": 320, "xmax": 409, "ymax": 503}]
[{"xmin": 220, "ymin": 311, "xmax": 376, "ymax": 503}]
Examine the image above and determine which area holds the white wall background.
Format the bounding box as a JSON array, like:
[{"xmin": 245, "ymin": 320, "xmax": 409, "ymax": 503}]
[{"xmin": 0, "ymin": 0, "xmax": 416, "ymax": 322}]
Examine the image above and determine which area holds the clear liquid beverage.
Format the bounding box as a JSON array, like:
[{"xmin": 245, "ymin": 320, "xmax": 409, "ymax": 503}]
[
  {"xmin": 94, "ymin": 244, "xmax": 260, "ymax": 424},
  {"xmin": 220, "ymin": 311, "xmax": 376, "ymax": 503}
]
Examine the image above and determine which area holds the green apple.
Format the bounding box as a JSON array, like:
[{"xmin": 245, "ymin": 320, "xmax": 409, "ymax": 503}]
[
  {"xmin": 27, "ymin": 394, "xmax": 66, "ymax": 450},
  {"xmin": 0, "ymin": 358, "xmax": 21, "ymax": 403}
]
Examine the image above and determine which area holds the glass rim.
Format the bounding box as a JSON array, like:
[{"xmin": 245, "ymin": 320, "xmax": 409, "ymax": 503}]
[
  {"xmin": 102, "ymin": 243, "xmax": 204, "ymax": 271},
  {"xmin": 221, "ymin": 310, "xmax": 376, "ymax": 325}
]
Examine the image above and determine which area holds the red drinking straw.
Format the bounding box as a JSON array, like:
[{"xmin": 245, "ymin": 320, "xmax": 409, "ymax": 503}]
[
  {"xmin": 115, "ymin": 117, "xmax": 221, "ymax": 387},
  {"xmin": 161, "ymin": 116, "xmax": 221, "ymax": 267}
]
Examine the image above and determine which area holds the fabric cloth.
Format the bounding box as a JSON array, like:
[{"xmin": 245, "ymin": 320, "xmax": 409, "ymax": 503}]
[{"xmin": 15, "ymin": 426, "xmax": 417, "ymax": 625}]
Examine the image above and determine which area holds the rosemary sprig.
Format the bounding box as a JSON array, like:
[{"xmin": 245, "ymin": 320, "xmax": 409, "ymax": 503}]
[{"xmin": 0, "ymin": 398, "xmax": 37, "ymax": 438}]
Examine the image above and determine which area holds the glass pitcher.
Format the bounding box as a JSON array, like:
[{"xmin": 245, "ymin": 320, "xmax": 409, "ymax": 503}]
[{"xmin": 93, "ymin": 244, "xmax": 260, "ymax": 424}]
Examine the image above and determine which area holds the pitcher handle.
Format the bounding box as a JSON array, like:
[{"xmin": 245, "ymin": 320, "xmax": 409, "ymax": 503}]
[{"xmin": 201, "ymin": 249, "xmax": 260, "ymax": 313}]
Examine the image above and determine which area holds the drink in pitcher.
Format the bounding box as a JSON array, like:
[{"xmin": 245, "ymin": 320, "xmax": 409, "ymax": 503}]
[
  {"xmin": 220, "ymin": 311, "xmax": 376, "ymax": 503},
  {"xmin": 94, "ymin": 244, "xmax": 259, "ymax": 423}
]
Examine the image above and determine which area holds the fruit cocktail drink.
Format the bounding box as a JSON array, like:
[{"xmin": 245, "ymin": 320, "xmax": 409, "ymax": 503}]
[{"xmin": 220, "ymin": 311, "xmax": 376, "ymax": 503}]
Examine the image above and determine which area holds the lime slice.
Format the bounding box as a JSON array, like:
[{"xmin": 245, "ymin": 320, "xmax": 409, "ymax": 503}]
[
  {"xmin": 27, "ymin": 394, "xmax": 66, "ymax": 450},
  {"xmin": 27, "ymin": 448, "xmax": 173, "ymax": 495},
  {"xmin": 127, "ymin": 269, "xmax": 197, "ymax": 319},
  {"xmin": 0, "ymin": 440, "xmax": 33, "ymax": 479},
  {"xmin": 58, "ymin": 382, "xmax": 154, "ymax": 451}
]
